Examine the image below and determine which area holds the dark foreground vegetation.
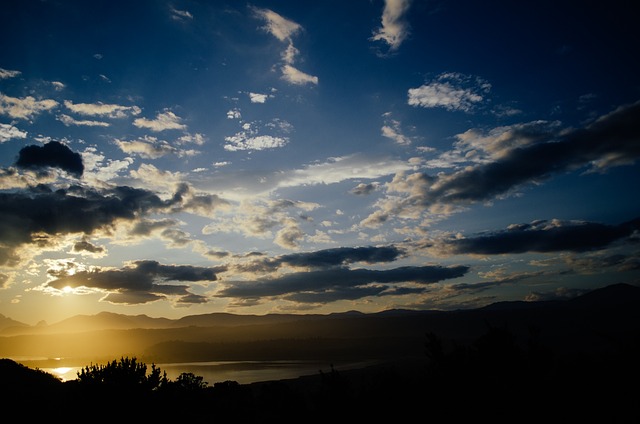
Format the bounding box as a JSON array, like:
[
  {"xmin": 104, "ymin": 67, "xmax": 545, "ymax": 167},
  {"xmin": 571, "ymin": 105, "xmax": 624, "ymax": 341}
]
[{"xmin": 2, "ymin": 323, "xmax": 639, "ymax": 423}]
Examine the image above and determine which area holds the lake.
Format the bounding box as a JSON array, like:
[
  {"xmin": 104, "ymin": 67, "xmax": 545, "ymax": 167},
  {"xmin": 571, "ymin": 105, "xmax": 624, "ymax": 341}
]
[{"xmin": 41, "ymin": 359, "xmax": 379, "ymax": 385}]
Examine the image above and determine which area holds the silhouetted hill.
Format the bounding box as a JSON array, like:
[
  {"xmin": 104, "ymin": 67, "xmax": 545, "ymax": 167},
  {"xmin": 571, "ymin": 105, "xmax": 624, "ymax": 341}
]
[{"xmin": 568, "ymin": 282, "xmax": 640, "ymax": 309}]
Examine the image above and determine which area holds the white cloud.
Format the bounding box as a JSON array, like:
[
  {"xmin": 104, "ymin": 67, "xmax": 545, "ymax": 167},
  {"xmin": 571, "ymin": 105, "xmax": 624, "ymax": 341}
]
[
  {"xmin": 0, "ymin": 93, "xmax": 58, "ymax": 120},
  {"xmin": 170, "ymin": 7, "xmax": 193, "ymax": 21},
  {"xmin": 224, "ymin": 134, "xmax": 289, "ymax": 151},
  {"xmin": 58, "ymin": 114, "xmax": 110, "ymax": 127},
  {"xmin": 227, "ymin": 108, "xmax": 242, "ymax": 119},
  {"xmin": 277, "ymin": 154, "xmax": 414, "ymax": 189},
  {"xmin": 252, "ymin": 7, "xmax": 301, "ymax": 42},
  {"xmin": 51, "ymin": 81, "xmax": 65, "ymax": 91},
  {"xmin": 381, "ymin": 114, "xmax": 412, "ymax": 145},
  {"xmin": 248, "ymin": 92, "xmax": 269, "ymax": 103},
  {"xmin": 281, "ymin": 43, "xmax": 299, "ymax": 64},
  {"xmin": 64, "ymin": 100, "xmax": 141, "ymax": 118},
  {"xmin": 408, "ymin": 73, "xmax": 491, "ymax": 112},
  {"xmin": 0, "ymin": 123, "xmax": 27, "ymax": 142},
  {"xmin": 251, "ymin": 7, "xmax": 317, "ymax": 87},
  {"xmin": 224, "ymin": 119, "xmax": 293, "ymax": 151},
  {"xmin": 114, "ymin": 136, "xmax": 176, "ymax": 158},
  {"xmin": 281, "ymin": 65, "xmax": 318, "ymax": 85},
  {"xmin": 370, "ymin": 0, "xmax": 412, "ymax": 53},
  {"xmin": 82, "ymin": 146, "xmax": 134, "ymax": 181},
  {"xmin": 133, "ymin": 110, "xmax": 186, "ymax": 131},
  {"xmin": 178, "ymin": 133, "xmax": 206, "ymax": 145},
  {"xmin": 0, "ymin": 68, "xmax": 21, "ymax": 79}
]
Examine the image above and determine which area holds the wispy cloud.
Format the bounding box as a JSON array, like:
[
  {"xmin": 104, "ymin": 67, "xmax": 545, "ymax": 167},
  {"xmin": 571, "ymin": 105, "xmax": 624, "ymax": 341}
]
[
  {"xmin": 133, "ymin": 110, "xmax": 186, "ymax": 131},
  {"xmin": 251, "ymin": 6, "xmax": 318, "ymax": 86},
  {"xmin": 64, "ymin": 100, "xmax": 141, "ymax": 118},
  {"xmin": 114, "ymin": 136, "xmax": 177, "ymax": 158},
  {"xmin": 281, "ymin": 65, "xmax": 319, "ymax": 86},
  {"xmin": 251, "ymin": 6, "xmax": 301, "ymax": 42},
  {"xmin": 58, "ymin": 114, "xmax": 110, "ymax": 127},
  {"xmin": 408, "ymin": 72, "xmax": 491, "ymax": 112},
  {"xmin": 0, "ymin": 68, "xmax": 21, "ymax": 79},
  {"xmin": 381, "ymin": 112, "xmax": 412, "ymax": 145},
  {"xmin": 170, "ymin": 7, "xmax": 193, "ymax": 21},
  {"xmin": 370, "ymin": 0, "xmax": 412, "ymax": 54}
]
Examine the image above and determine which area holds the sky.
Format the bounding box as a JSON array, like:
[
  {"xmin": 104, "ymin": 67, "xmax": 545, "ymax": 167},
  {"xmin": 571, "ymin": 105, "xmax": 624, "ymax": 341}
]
[{"xmin": 1, "ymin": 0, "xmax": 639, "ymax": 325}]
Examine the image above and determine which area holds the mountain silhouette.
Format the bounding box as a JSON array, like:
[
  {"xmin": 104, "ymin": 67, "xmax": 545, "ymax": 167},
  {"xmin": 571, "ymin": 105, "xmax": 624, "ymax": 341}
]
[{"xmin": 1, "ymin": 282, "xmax": 638, "ymax": 367}]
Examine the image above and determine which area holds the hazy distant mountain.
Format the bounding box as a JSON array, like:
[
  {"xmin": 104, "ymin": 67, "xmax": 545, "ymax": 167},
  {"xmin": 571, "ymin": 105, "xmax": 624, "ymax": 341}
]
[
  {"xmin": 1, "ymin": 283, "xmax": 639, "ymax": 366},
  {"xmin": 0, "ymin": 314, "xmax": 29, "ymax": 333},
  {"xmin": 0, "ymin": 311, "xmax": 176, "ymax": 336}
]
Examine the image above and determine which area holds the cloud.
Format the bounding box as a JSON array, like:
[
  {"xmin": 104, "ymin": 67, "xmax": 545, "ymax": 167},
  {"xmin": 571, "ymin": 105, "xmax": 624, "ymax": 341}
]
[
  {"xmin": 46, "ymin": 260, "xmax": 224, "ymax": 305},
  {"xmin": 278, "ymin": 154, "xmax": 413, "ymax": 189},
  {"xmin": 133, "ymin": 110, "xmax": 186, "ymax": 131},
  {"xmin": 281, "ymin": 65, "xmax": 318, "ymax": 85},
  {"xmin": 0, "ymin": 93, "xmax": 58, "ymax": 120},
  {"xmin": 381, "ymin": 113, "xmax": 412, "ymax": 145},
  {"xmin": 114, "ymin": 136, "xmax": 177, "ymax": 158},
  {"xmin": 15, "ymin": 141, "xmax": 84, "ymax": 177},
  {"xmin": 439, "ymin": 218, "xmax": 640, "ymax": 255},
  {"xmin": 408, "ymin": 73, "xmax": 491, "ymax": 112},
  {"xmin": 224, "ymin": 119, "xmax": 292, "ymax": 151},
  {"xmin": 0, "ymin": 68, "xmax": 21, "ymax": 79},
  {"xmin": 370, "ymin": 0, "xmax": 412, "ymax": 53},
  {"xmin": 248, "ymin": 92, "xmax": 269, "ymax": 103},
  {"xmin": 224, "ymin": 134, "xmax": 288, "ymax": 151},
  {"xmin": 350, "ymin": 182, "xmax": 379, "ymax": 195},
  {"xmin": 58, "ymin": 114, "xmax": 110, "ymax": 127},
  {"xmin": 251, "ymin": 6, "xmax": 302, "ymax": 42},
  {"xmin": 237, "ymin": 245, "xmax": 406, "ymax": 273},
  {"xmin": 0, "ymin": 183, "xmax": 190, "ymax": 266},
  {"xmin": 370, "ymin": 101, "xmax": 640, "ymax": 218},
  {"xmin": 215, "ymin": 264, "xmax": 469, "ymax": 303},
  {"xmin": 251, "ymin": 7, "xmax": 318, "ymax": 86},
  {"xmin": 425, "ymin": 120, "xmax": 561, "ymax": 169},
  {"xmin": 51, "ymin": 81, "xmax": 65, "ymax": 91},
  {"xmin": 63, "ymin": 100, "xmax": 141, "ymax": 118},
  {"xmin": 227, "ymin": 108, "xmax": 242, "ymax": 119},
  {"xmin": 0, "ymin": 123, "xmax": 27, "ymax": 143},
  {"xmin": 72, "ymin": 240, "xmax": 106, "ymax": 257},
  {"xmin": 170, "ymin": 7, "xmax": 193, "ymax": 21}
]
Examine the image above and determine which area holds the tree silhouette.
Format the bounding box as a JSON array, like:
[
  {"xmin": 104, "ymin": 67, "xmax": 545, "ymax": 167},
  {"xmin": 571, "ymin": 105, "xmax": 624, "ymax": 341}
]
[{"xmin": 76, "ymin": 356, "xmax": 168, "ymax": 391}]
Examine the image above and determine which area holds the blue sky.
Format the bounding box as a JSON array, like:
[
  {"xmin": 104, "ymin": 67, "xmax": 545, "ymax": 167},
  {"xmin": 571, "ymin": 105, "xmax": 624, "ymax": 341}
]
[{"xmin": 1, "ymin": 0, "xmax": 639, "ymax": 325}]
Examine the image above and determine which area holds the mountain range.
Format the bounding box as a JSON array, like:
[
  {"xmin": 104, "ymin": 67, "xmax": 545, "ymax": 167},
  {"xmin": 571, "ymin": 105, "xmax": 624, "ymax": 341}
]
[{"xmin": 1, "ymin": 282, "xmax": 639, "ymax": 368}]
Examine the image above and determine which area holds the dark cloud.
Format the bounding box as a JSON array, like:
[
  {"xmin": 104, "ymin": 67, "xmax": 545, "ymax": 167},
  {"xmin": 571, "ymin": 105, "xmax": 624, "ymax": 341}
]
[
  {"xmin": 0, "ymin": 184, "xmax": 180, "ymax": 266},
  {"xmin": 391, "ymin": 101, "xmax": 640, "ymax": 210},
  {"xmin": 72, "ymin": 240, "xmax": 105, "ymax": 254},
  {"xmin": 350, "ymin": 183, "xmax": 378, "ymax": 195},
  {"xmin": 46, "ymin": 260, "xmax": 224, "ymax": 305},
  {"xmin": 238, "ymin": 245, "xmax": 405, "ymax": 273},
  {"xmin": 15, "ymin": 141, "xmax": 84, "ymax": 177},
  {"xmin": 278, "ymin": 245, "xmax": 404, "ymax": 267},
  {"xmin": 216, "ymin": 264, "xmax": 470, "ymax": 302},
  {"xmin": 443, "ymin": 217, "xmax": 640, "ymax": 255}
]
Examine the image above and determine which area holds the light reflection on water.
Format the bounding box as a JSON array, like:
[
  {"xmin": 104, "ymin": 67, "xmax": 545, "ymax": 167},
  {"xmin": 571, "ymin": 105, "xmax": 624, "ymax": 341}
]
[{"xmin": 42, "ymin": 360, "xmax": 375, "ymax": 385}]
